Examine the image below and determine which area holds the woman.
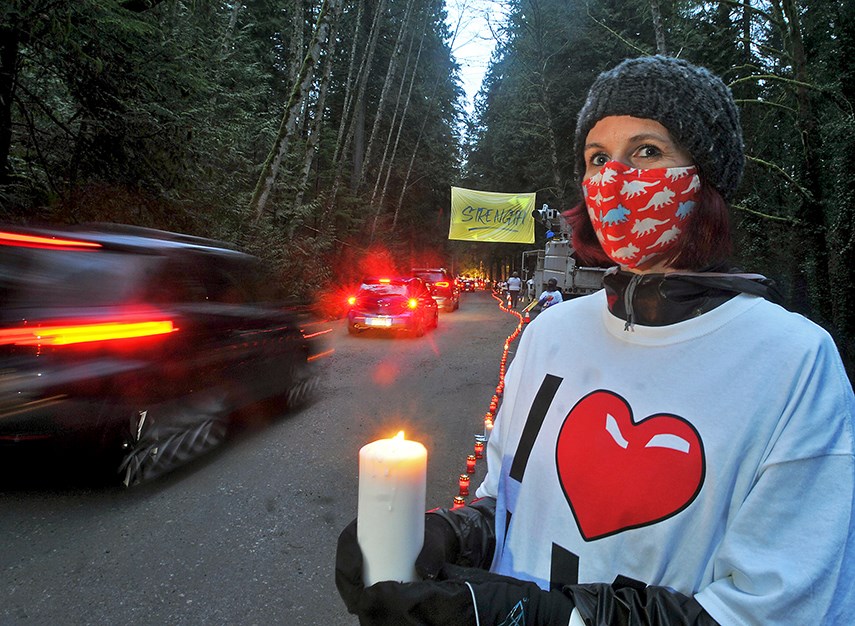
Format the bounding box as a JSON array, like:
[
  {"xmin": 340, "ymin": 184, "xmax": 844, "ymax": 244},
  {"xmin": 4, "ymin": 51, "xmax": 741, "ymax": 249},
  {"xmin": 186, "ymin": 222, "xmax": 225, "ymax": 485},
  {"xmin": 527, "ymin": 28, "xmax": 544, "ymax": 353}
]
[
  {"xmin": 536, "ymin": 277, "xmax": 563, "ymax": 310},
  {"xmin": 336, "ymin": 56, "xmax": 855, "ymax": 625}
]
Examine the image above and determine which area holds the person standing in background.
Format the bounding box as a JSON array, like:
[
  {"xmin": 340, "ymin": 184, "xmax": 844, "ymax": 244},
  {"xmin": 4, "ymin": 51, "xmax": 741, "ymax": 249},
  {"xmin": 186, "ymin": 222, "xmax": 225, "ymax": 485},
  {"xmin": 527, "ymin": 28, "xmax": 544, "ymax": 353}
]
[
  {"xmin": 507, "ymin": 272, "xmax": 522, "ymax": 308},
  {"xmin": 537, "ymin": 277, "xmax": 563, "ymax": 310}
]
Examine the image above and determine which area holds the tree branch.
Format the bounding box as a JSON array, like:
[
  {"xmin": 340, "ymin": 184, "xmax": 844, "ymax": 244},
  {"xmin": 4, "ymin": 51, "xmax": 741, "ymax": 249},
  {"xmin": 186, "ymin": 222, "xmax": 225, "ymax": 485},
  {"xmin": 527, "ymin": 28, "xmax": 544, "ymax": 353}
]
[
  {"xmin": 729, "ymin": 73, "xmax": 814, "ymax": 90},
  {"xmin": 730, "ymin": 74, "xmax": 853, "ymax": 114},
  {"xmin": 733, "ymin": 98, "xmax": 796, "ymax": 114},
  {"xmin": 731, "ymin": 202, "xmax": 801, "ymax": 225},
  {"xmin": 717, "ymin": 0, "xmax": 781, "ymax": 27},
  {"xmin": 585, "ymin": 6, "xmax": 651, "ymax": 55},
  {"xmin": 746, "ymin": 154, "xmax": 813, "ymax": 201}
]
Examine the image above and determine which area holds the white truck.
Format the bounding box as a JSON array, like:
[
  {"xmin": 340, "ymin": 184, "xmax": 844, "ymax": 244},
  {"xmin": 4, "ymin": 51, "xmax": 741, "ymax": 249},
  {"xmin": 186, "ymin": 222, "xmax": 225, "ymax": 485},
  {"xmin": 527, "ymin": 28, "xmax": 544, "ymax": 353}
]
[
  {"xmin": 529, "ymin": 239, "xmax": 607, "ymax": 297},
  {"xmin": 523, "ymin": 208, "xmax": 608, "ymax": 300}
]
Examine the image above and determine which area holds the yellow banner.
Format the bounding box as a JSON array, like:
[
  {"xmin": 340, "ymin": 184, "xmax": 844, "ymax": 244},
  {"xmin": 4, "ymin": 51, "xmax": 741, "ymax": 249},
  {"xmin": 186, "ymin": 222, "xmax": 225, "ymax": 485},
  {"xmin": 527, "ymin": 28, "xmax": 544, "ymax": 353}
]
[{"xmin": 449, "ymin": 187, "xmax": 535, "ymax": 243}]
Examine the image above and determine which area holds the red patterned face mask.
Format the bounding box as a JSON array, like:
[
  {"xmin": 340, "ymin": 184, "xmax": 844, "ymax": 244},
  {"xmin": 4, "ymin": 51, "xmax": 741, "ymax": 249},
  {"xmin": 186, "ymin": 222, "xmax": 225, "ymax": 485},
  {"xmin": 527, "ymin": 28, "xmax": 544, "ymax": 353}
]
[{"xmin": 583, "ymin": 161, "xmax": 700, "ymax": 269}]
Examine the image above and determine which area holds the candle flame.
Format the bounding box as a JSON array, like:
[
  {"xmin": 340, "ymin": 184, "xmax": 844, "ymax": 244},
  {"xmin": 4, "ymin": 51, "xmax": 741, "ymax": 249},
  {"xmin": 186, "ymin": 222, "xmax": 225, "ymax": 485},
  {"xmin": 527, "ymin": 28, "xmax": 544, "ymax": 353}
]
[{"xmin": 394, "ymin": 430, "xmax": 405, "ymax": 441}]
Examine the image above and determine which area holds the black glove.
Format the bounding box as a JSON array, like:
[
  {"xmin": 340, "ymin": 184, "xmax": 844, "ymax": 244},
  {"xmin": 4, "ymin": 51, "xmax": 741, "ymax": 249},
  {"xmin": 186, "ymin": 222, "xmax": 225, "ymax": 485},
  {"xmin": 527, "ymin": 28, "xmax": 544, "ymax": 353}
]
[
  {"xmin": 565, "ymin": 578, "xmax": 720, "ymax": 626},
  {"xmin": 335, "ymin": 517, "xmax": 475, "ymax": 625},
  {"xmin": 423, "ymin": 497, "xmax": 497, "ymax": 572},
  {"xmin": 415, "ymin": 513, "xmax": 460, "ymax": 580},
  {"xmin": 442, "ymin": 563, "xmax": 576, "ymax": 624},
  {"xmin": 335, "ymin": 518, "xmax": 575, "ymax": 625},
  {"xmin": 336, "ymin": 516, "xmax": 457, "ymax": 611}
]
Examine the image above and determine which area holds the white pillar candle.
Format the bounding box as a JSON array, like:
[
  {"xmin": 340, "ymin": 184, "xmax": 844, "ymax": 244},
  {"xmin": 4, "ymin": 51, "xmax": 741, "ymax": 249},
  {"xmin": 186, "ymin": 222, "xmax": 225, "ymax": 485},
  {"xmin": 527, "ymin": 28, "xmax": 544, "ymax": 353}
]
[{"xmin": 357, "ymin": 431, "xmax": 427, "ymax": 586}]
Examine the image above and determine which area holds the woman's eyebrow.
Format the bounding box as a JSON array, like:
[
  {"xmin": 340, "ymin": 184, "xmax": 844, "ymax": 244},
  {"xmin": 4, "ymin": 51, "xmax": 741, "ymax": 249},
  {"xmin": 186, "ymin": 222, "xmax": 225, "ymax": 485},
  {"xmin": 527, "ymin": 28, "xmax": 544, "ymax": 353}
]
[
  {"xmin": 628, "ymin": 132, "xmax": 670, "ymax": 143},
  {"xmin": 584, "ymin": 133, "xmax": 670, "ymax": 152}
]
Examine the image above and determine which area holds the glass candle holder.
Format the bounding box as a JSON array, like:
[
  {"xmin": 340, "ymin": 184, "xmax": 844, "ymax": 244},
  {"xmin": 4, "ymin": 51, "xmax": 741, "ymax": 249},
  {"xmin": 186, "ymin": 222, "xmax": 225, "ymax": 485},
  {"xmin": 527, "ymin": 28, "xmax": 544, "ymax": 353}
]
[
  {"xmin": 474, "ymin": 435, "xmax": 486, "ymax": 459},
  {"xmin": 452, "ymin": 496, "xmax": 466, "ymax": 509},
  {"xmin": 458, "ymin": 473, "xmax": 470, "ymax": 496},
  {"xmin": 466, "ymin": 454, "xmax": 477, "ymax": 474}
]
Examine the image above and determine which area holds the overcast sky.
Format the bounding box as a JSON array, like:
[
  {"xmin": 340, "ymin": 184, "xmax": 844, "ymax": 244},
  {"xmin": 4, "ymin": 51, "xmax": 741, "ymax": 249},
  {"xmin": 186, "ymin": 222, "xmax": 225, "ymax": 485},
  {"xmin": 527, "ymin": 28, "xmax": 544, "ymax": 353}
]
[{"xmin": 445, "ymin": 0, "xmax": 504, "ymax": 115}]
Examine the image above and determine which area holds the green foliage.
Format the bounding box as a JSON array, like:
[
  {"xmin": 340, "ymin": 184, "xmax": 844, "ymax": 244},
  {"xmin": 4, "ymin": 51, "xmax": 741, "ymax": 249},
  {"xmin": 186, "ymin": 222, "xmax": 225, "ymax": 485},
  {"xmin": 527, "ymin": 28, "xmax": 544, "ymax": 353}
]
[{"xmin": 1, "ymin": 0, "xmax": 462, "ymax": 295}]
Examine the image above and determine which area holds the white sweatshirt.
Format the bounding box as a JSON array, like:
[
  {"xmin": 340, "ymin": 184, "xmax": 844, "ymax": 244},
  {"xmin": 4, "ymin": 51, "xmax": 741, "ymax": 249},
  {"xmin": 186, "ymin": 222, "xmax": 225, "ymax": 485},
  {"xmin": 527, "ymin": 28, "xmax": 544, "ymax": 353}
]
[{"xmin": 476, "ymin": 290, "xmax": 855, "ymax": 625}]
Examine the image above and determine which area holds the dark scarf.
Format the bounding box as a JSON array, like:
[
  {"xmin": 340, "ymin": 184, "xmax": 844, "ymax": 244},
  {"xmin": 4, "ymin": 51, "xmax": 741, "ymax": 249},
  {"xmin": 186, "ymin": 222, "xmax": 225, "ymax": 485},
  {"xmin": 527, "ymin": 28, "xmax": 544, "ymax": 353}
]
[{"xmin": 603, "ymin": 266, "xmax": 783, "ymax": 329}]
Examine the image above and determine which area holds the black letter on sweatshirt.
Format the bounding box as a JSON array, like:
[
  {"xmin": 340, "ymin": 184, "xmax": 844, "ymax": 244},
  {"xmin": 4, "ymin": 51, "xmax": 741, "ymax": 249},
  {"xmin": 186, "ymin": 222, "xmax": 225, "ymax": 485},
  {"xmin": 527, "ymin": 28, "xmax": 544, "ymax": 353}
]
[
  {"xmin": 509, "ymin": 374, "xmax": 562, "ymax": 482},
  {"xmin": 550, "ymin": 543, "xmax": 579, "ymax": 589}
]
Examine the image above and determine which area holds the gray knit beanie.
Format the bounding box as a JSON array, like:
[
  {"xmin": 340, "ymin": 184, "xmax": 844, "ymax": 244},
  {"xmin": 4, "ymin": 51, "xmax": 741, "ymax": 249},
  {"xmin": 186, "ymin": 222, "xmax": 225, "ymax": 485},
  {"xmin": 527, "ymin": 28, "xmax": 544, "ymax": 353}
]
[{"xmin": 574, "ymin": 56, "xmax": 744, "ymax": 201}]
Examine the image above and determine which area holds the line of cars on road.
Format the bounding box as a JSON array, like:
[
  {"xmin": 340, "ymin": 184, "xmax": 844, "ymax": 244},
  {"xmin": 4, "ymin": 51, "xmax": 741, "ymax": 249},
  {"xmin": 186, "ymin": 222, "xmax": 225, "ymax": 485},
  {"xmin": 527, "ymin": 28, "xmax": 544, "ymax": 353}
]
[
  {"xmin": 458, "ymin": 276, "xmax": 487, "ymax": 292},
  {"xmin": 345, "ymin": 267, "xmax": 461, "ymax": 337},
  {"xmin": 0, "ymin": 222, "xmax": 326, "ymax": 487}
]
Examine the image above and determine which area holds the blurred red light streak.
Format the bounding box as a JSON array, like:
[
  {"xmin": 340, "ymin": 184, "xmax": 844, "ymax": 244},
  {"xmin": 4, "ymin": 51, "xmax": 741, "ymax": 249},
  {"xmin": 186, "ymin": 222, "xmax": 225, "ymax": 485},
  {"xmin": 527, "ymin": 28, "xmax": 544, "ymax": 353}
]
[
  {"xmin": 0, "ymin": 231, "xmax": 102, "ymax": 250},
  {"xmin": 0, "ymin": 320, "xmax": 176, "ymax": 346},
  {"xmin": 308, "ymin": 348, "xmax": 335, "ymax": 362}
]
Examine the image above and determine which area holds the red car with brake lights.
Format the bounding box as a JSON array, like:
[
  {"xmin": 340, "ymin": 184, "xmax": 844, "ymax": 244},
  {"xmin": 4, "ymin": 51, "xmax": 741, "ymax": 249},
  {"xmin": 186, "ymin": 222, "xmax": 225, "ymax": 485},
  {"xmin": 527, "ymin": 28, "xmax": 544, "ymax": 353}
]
[
  {"xmin": 346, "ymin": 276, "xmax": 438, "ymax": 336},
  {"xmin": 410, "ymin": 267, "xmax": 460, "ymax": 311},
  {"xmin": 0, "ymin": 223, "xmax": 321, "ymax": 486}
]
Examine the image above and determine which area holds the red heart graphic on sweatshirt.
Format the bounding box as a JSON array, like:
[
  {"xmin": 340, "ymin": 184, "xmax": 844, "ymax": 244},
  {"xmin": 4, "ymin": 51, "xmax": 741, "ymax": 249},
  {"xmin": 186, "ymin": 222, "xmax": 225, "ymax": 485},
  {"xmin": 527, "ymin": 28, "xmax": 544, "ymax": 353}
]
[{"xmin": 556, "ymin": 390, "xmax": 704, "ymax": 541}]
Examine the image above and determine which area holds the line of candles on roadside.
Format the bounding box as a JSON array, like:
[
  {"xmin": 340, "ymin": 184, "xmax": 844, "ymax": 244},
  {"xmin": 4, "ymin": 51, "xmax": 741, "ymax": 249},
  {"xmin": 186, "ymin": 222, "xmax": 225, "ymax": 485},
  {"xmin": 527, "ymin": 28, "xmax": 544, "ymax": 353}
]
[{"xmin": 452, "ymin": 291, "xmax": 526, "ymax": 509}]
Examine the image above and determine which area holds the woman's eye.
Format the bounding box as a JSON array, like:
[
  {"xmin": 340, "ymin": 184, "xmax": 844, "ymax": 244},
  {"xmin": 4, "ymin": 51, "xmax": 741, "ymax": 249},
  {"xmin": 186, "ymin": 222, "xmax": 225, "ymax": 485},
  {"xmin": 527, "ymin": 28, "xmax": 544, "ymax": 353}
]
[
  {"xmin": 589, "ymin": 153, "xmax": 609, "ymax": 167},
  {"xmin": 635, "ymin": 145, "xmax": 662, "ymax": 159}
]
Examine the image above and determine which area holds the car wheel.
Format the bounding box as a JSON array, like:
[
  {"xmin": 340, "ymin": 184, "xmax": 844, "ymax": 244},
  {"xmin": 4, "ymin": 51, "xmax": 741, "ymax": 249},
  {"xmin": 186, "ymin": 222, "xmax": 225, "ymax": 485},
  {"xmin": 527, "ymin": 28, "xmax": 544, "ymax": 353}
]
[
  {"xmin": 284, "ymin": 368, "xmax": 319, "ymax": 410},
  {"xmin": 347, "ymin": 324, "xmax": 358, "ymax": 335},
  {"xmin": 413, "ymin": 319, "xmax": 426, "ymax": 337},
  {"xmin": 118, "ymin": 393, "xmax": 230, "ymax": 487}
]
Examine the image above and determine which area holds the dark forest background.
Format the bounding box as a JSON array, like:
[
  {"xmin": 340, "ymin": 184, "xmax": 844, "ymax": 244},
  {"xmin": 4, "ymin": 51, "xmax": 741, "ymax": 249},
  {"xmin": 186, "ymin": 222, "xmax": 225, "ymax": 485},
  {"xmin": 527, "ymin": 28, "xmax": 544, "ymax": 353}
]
[{"xmin": 2, "ymin": 0, "xmax": 853, "ymax": 374}]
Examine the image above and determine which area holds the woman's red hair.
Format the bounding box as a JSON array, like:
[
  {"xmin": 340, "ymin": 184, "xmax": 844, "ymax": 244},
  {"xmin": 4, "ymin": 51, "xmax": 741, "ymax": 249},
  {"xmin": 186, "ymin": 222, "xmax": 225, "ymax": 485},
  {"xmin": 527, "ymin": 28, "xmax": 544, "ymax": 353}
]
[{"xmin": 566, "ymin": 182, "xmax": 733, "ymax": 270}]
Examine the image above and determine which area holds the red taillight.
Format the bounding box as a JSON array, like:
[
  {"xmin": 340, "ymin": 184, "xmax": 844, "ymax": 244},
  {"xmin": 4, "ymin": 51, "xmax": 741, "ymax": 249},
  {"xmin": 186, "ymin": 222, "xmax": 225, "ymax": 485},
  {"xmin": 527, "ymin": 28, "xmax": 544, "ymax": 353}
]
[
  {"xmin": 407, "ymin": 298, "xmax": 418, "ymax": 309},
  {"xmin": 435, "ymin": 281, "xmax": 449, "ymax": 288},
  {"xmin": 347, "ymin": 296, "xmax": 357, "ymax": 306},
  {"xmin": 0, "ymin": 320, "xmax": 177, "ymax": 346},
  {"xmin": 0, "ymin": 231, "xmax": 102, "ymax": 250}
]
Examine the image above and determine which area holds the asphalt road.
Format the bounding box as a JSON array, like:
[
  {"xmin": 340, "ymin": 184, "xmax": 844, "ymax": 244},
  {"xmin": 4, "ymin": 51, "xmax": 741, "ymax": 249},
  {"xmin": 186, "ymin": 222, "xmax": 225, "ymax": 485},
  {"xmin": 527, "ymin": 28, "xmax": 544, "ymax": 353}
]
[{"xmin": 0, "ymin": 290, "xmax": 522, "ymax": 626}]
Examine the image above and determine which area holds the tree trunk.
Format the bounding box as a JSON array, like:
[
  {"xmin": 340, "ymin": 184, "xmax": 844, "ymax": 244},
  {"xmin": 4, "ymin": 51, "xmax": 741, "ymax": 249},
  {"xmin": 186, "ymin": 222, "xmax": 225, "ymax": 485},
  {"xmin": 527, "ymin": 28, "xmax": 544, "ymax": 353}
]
[
  {"xmin": 370, "ymin": 24, "xmax": 417, "ymax": 209},
  {"xmin": 368, "ymin": 5, "xmax": 428, "ymax": 239},
  {"xmin": 649, "ymin": 0, "xmax": 667, "ymax": 55},
  {"xmin": 389, "ymin": 0, "xmax": 470, "ymax": 228},
  {"xmin": 392, "ymin": 121, "xmax": 425, "ymax": 230},
  {"xmin": 325, "ymin": 0, "xmax": 387, "ymax": 216},
  {"xmin": 291, "ymin": 0, "xmax": 310, "ymax": 147},
  {"xmin": 525, "ymin": 0, "xmax": 566, "ymax": 208},
  {"xmin": 538, "ymin": 77, "xmax": 565, "ymax": 208},
  {"xmin": 373, "ymin": 2, "xmax": 433, "ymax": 237},
  {"xmin": 290, "ymin": 0, "xmax": 307, "ymax": 89},
  {"xmin": 355, "ymin": 0, "xmax": 416, "ymax": 193},
  {"xmin": 350, "ymin": 95, "xmax": 365, "ymax": 192},
  {"xmin": 332, "ymin": 0, "xmax": 365, "ymax": 166},
  {"xmin": 249, "ymin": 0, "xmax": 338, "ymax": 222},
  {"xmin": 0, "ymin": 23, "xmax": 19, "ymax": 186},
  {"xmin": 777, "ymin": 0, "xmax": 832, "ymax": 322},
  {"xmin": 294, "ymin": 0, "xmax": 345, "ymax": 210},
  {"xmin": 831, "ymin": 0, "xmax": 855, "ymax": 357},
  {"xmin": 220, "ymin": 1, "xmax": 243, "ymax": 57},
  {"xmin": 741, "ymin": 0, "xmax": 752, "ymax": 63}
]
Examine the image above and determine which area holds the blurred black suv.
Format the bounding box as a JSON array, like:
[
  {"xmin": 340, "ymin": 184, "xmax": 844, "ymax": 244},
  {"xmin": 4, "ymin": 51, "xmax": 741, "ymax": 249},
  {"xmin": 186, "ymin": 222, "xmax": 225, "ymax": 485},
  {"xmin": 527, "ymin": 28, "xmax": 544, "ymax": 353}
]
[
  {"xmin": 0, "ymin": 223, "xmax": 322, "ymax": 486},
  {"xmin": 410, "ymin": 268, "xmax": 460, "ymax": 311}
]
